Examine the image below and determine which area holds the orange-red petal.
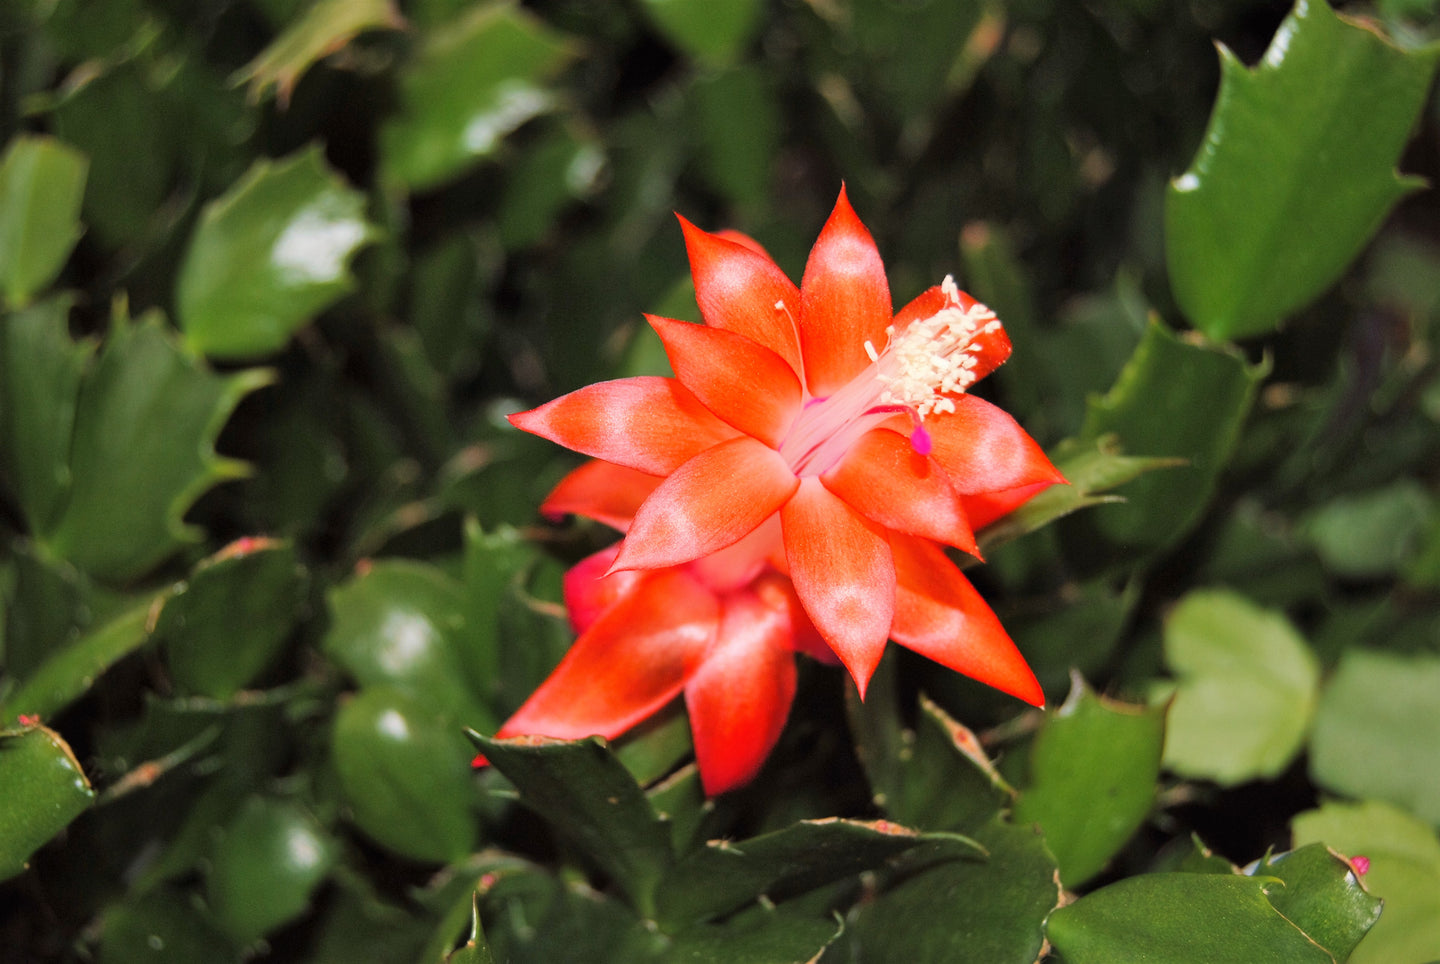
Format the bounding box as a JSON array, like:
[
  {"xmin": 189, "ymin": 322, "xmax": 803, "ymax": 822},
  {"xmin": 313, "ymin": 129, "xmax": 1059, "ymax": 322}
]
[
  {"xmin": 926, "ymin": 395, "xmax": 1064, "ymax": 496},
  {"xmin": 562, "ymin": 545, "xmax": 649, "ymax": 634},
  {"xmin": 821, "ymin": 428, "xmax": 978, "ymax": 555},
  {"xmin": 685, "ymin": 590, "xmax": 799, "ymax": 795},
  {"xmin": 647, "ymin": 314, "xmax": 803, "ymax": 448},
  {"xmin": 893, "ymin": 285, "xmax": 1013, "ymax": 386},
  {"xmin": 781, "ymin": 477, "xmax": 894, "ymax": 697},
  {"xmin": 508, "ymin": 377, "xmax": 738, "ymax": 476},
  {"xmin": 679, "ymin": 216, "xmax": 803, "ymax": 377},
  {"xmin": 614, "ymin": 437, "xmax": 799, "ymax": 571},
  {"xmin": 798, "ymin": 187, "xmax": 892, "ymax": 397},
  {"xmin": 541, "ymin": 459, "xmax": 661, "ymax": 531},
  {"xmin": 496, "ymin": 569, "xmax": 719, "ymax": 741},
  {"xmin": 889, "ymin": 535, "xmax": 1043, "ymax": 707},
  {"xmin": 963, "ymin": 482, "xmax": 1054, "ymax": 532}
]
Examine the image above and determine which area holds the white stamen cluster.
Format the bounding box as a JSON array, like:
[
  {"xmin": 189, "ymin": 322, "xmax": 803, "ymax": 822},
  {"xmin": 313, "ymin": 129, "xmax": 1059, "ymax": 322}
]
[{"xmin": 863, "ymin": 276, "xmax": 1001, "ymax": 419}]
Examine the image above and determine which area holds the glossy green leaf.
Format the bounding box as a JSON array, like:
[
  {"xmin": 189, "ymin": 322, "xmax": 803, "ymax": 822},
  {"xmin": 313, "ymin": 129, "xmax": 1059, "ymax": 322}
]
[
  {"xmin": 443, "ymin": 895, "xmax": 496, "ymax": 964},
  {"xmin": 324, "ymin": 559, "xmax": 495, "ymax": 732},
  {"xmin": 1013, "ymin": 674, "xmax": 1164, "ymax": 887},
  {"xmin": 0, "ymin": 135, "xmax": 87, "ymax": 305},
  {"xmin": 843, "ymin": 818, "xmax": 1060, "ymax": 964},
  {"xmin": 332, "ymin": 687, "xmax": 477, "ymax": 863},
  {"xmin": 233, "ymin": 0, "xmax": 404, "ymax": 105},
  {"xmin": 1166, "ymin": 0, "xmax": 1440, "ymax": 339},
  {"xmin": 656, "ymin": 816, "xmax": 981, "ymax": 929},
  {"xmin": 0, "ymin": 296, "xmax": 91, "ymax": 533},
  {"xmin": 1251, "ymin": 844, "xmax": 1383, "ymax": 962},
  {"xmin": 847, "ymin": 662, "xmax": 1014, "ymax": 834},
  {"xmin": 1067, "ymin": 322, "xmax": 1265, "ymax": 564},
  {"xmin": 1046, "ymin": 873, "xmax": 1334, "ymax": 963},
  {"xmin": 1301, "ymin": 478, "xmax": 1434, "ymax": 580},
  {"xmin": 470, "ymin": 733, "xmax": 673, "ymax": 918},
  {"xmin": 176, "ymin": 147, "xmax": 376, "ymax": 359},
  {"xmin": 637, "ymin": 0, "xmax": 760, "ymax": 66},
  {"xmin": 40, "ymin": 315, "xmax": 270, "ymax": 582},
  {"xmin": 1309, "ymin": 649, "xmax": 1440, "ymax": 823},
  {"xmin": 0, "ymin": 721, "xmax": 94, "ymax": 880},
  {"xmin": 1292, "ymin": 799, "xmax": 1440, "ymax": 964},
  {"xmin": 380, "ymin": 3, "xmax": 576, "ymax": 190},
  {"xmin": 1162, "ymin": 589, "xmax": 1320, "ymax": 785},
  {"xmin": 96, "ymin": 887, "xmax": 239, "ymax": 963},
  {"xmin": 154, "ymin": 538, "xmax": 307, "ymax": 698},
  {"xmin": 477, "ymin": 858, "xmax": 657, "ymax": 962},
  {"xmin": 0, "ymin": 601, "xmax": 150, "ymax": 722},
  {"xmin": 976, "ymin": 433, "xmax": 1184, "ymax": 554},
  {"xmin": 207, "ymin": 795, "xmax": 337, "ymax": 942}
]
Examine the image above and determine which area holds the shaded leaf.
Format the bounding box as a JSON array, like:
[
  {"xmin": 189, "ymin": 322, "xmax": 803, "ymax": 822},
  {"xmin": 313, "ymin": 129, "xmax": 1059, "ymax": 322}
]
[
  {"xmin": 470, "ymin": 733, "xmax": 674, "ymax": 918},
  {"xmin": 154, "ymin": 538, "xmax": 308, "ymax": 699},
  {"xmin": 1167, "ymin": 0, "xmax": 1440, "ymax": 339},
  {"xmin": 661, "ymin": 904, "xmax": 841, "ymax": 962},
  {"xmin": 0, "ymin": 296, "xmax": 91, "ymax": 532},
  {"xmin": 1046, "ymin": 873, "xmax": 1334, "ymax": 963},
  {"xmin": 656, "ymin": 816, "xmax": 981, "ymax": 929},
  {"xmin": 41, "ymin": 315, "xmax": 270, "ymax": 582},
  {"xmin": 1292, "ymin": 799, "xmax": 1440, "ymax": 964},
  {"xmin": 442, "ymin": 895, "xmax": 496, "ymax": 964},
  {"xmin": 1013, "ymin": 673, "xmax": 1164, "ymax": 887},
  {"xmin": 0, "ymin": 135, "xmax": 87, "ymax": 305},
  {"xmin": 842, "ymin": 818, "xmax": 1059, "ymax": 964},
  {"xmin": 637, "ymin": 0, "xmax": 761, "ymax": 67},
  {"xmin": 96, "ymin": 886, "xmax": 239, "ymax": 963},
  {"xmin": 379, "ymin": 3, "xmax": 576, "ymax": 190},
  {"xmin": 1309, "ymin": 649, "xmax": 1440, "ymax": 824},
  {"xmin": 332, "ymin": 687, "xmax": 478, "ymax": 863},
  {"xmin": 0, "ymin": 721, "xmax": 94, "ymax": 881},
  {"xmin": 177, "ymin": 147, "xmax": 377, "ymax": 359},
  {"xmin": 207, "ymin": 795, "xmax": 337, "ymax": 942},
  {"xmin": 1162, "ymin": 589, "xmax": 1319, "ymax": 785},
  {"xmin": 0, "ymin": 601, "xmax": 151, "ymax": 722},
  {"xmin": 233, "ymin": 0, "xmax": 405, "ymax": 106}
]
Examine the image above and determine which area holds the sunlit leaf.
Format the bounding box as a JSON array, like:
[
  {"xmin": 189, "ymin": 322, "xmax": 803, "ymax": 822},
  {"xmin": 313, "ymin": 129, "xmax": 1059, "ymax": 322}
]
[
  {"xmin": 1162, "ymin": 589, "xmax": 1319, "ymax": 785},
  {"xmin": 1167, "ymin": 0, "xmax": 1440, "ymax": 339},
  {"xmin": 176, "ymin": 147, "xmax": 377, "ymax": 359},
  {"xmin": 1309, "ymin": 649, "xmax": 1440, "ymax": 824},
  {"xmin": 0, "ymin": 721, "xmax": 94, "ymax": 881},
  {"xmin": 0, "ymin": 135, "xmax": 87, "ymax": 305}
]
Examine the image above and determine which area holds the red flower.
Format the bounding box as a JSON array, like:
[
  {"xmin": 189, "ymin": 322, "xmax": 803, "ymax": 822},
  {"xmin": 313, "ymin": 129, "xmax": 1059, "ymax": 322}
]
[
  {"xmin": 511, "ymin": 187, "xmax": 1062, "ymax": 704},
  {"xmin": 488, "ymin": 460, "xmax": 829, "ymax": 795}
]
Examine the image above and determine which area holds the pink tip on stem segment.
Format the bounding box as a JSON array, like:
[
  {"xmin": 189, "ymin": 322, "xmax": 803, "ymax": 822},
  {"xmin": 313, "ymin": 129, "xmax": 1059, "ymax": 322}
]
[{"xmin": 1351, "ymin": 855, "xmax": 1370, "ymax": 876}]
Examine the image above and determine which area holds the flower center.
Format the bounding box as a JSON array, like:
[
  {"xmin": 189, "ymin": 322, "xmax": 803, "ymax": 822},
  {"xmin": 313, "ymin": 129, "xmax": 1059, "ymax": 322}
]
[{"xmin": 778, "ymin": 277, "xmax": 1004, "ymax": 477}]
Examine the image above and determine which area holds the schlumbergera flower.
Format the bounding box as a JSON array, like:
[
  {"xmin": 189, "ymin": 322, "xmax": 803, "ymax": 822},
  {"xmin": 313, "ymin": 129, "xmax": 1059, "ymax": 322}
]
[
  {"xmin": 505, "ymin": 187, "xmax": 1065, "ymax": 787},
  {"xmin": 488, "ymin": 459, "xmax": 834, "ymax": 795}
]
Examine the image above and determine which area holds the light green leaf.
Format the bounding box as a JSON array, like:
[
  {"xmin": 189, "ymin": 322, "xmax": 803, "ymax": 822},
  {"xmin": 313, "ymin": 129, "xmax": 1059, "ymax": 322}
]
[
  {"xmin": 41, "ymin": 315, "xmax": 270, "ymax": 582},
  {"xmin": 0, "ymin": 135, "xmax": 87, "ymax": 306},
  {"xmin": 1309, "ymin": 649, "xmax": 1440, "ymax": 824},
  {"xmin": 1301, "ymin": 478, "xmax": 1435, "ymax": 580},
  {"xmin": 206, "ymin": 795, "xmax": 337, "ymax": 942},
  {"xmin": 1046, "ymin": 873, "xmax": 1334, "ymax": 963},
  {"xmin": 1166, "ymin": 0, "xmax": 1440, "ymax": 339},
  {"xmin": 1162, "ymin": 589, "xmax": 1320, "ymax": 785},
  {"xmin": 0, "ymin": 296, "xmax": 92, "ymax": 531},
  {"xmin": 176, "ymin": 147, "xmax": 376, "ymax": 360},
  {"xmin": 379, "ymin": 3, "xmax": 576, "ymax": 190},
  {"xmin": 233, "ymin": 0, "xmax": 404, "ymax": 106},
  {"xmin": 1014, "ymin": 674, "xmax": 1165, "ymax": 887},
  {"xmin": 1292, "ymin": 800, "xmax": 1440, "ymax": 964},
  {"xmin": 0, "ymin": 721, "xmax": 94, "ymax": 881},
  {"xmin": 332, "ymin": 687, "xmax": 478, "ymax": 863},
  {"xmin": 637, "ymin": 0, "xmax": 761, "ymax": 67},
  {"xmin": 1068, "ymin": 322, "xmax": 1265, "ymax": 564}
]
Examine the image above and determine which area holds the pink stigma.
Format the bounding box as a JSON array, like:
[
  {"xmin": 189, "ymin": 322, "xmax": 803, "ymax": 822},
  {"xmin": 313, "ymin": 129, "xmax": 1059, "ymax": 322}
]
[{"xmin": 909, "ymin": 424, "xmax": 932, "ymax": 456}]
